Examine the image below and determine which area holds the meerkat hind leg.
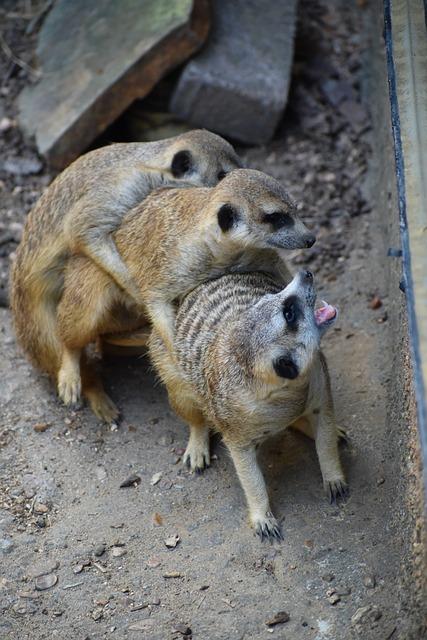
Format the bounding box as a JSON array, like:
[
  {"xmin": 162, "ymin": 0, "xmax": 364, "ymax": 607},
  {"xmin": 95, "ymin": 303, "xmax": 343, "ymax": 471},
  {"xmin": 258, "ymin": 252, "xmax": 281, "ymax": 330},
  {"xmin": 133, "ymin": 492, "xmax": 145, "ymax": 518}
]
[
  {"xmin": 226, "ymin": 444, "xmax": 283, "ymax": 541},
  {"xmin": 183, "ymin": 422, "xmax": 211, "ymax": 474},
  {"xmin": 81, "ymin": 357, "xmax": 119, "ymax": 425},
  {"xmin": 313, "ymin": 410, "xmax": 348, "ymax": 504},
  {"xmin": 169, "ymin": 393, "xmax": 210, "ymax": 473},
  {"xmin": 57, "ymin": 347, "xmax": 82, "ymax": 407}
]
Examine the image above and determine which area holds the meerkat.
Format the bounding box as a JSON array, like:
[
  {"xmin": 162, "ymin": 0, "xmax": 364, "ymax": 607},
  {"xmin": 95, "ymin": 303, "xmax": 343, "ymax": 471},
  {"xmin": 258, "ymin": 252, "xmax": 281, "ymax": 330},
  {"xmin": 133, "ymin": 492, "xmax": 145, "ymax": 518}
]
[
  {"xmin": 11, "ymin": 129, "xmax": 242, "ymax": 309},
  {"xmin": 148, "ymin": 269, "xmax": 347, "ymax": 540},
  {"xmin": 11, "ymin": 169, "xmax": 315, "ymax": 422}
]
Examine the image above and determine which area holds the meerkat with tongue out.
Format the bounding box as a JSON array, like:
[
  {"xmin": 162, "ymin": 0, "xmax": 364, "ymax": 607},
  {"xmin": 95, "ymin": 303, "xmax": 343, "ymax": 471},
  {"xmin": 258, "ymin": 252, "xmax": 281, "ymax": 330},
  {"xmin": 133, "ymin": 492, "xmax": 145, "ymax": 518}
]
[{"xmin": 149, "ymin": 269, "xmax": 347, "ymax": 540}]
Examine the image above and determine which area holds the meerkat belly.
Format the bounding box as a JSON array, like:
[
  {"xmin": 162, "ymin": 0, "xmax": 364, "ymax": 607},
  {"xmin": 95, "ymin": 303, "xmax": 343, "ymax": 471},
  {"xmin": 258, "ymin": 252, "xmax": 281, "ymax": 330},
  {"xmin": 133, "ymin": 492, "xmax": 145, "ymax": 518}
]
[{"xmin": 224, "ymin": 391, "xmax": 308, "ymax": 446}]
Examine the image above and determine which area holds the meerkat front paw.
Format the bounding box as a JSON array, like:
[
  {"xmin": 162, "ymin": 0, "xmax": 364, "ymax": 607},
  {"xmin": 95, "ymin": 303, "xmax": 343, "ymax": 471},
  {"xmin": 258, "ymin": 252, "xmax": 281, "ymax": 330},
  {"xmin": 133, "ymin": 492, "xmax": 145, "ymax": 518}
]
[
  {"xmin": 183, "ymin": 437, "xmax": 210, "ymax": 474},
  {"xmin": 252, "ymin": 512, "xmax": 283, "ymax": 542},
  {"xmin": 57, "ymin": 372, "xmax": 82, "ymax": 407},
  {"xmin": 324, "ymin": 478, "xmax": 349, "ymax": 504}
]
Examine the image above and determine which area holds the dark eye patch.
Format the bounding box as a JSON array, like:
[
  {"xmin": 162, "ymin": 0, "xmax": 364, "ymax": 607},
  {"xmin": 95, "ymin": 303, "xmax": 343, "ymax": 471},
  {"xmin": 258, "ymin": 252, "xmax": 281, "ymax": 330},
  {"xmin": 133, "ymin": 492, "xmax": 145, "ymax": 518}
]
[
  {"xmin": 217, "ymin": 204, "xmax": 238, "ymax": 232},
  {"xmin": 262, "ymin": 211, "xmax": 294, "ymax": 231},
  {"xmin": 217, "ymin": 170, "xmax": 227, "ymax": 181},
  {"xmin": 171, "ymin": 150, "xmax": 192, "ymax": 177},
  {"xmin": 282, "ymin": 295, "xmax": 301, "ymax": 330}
]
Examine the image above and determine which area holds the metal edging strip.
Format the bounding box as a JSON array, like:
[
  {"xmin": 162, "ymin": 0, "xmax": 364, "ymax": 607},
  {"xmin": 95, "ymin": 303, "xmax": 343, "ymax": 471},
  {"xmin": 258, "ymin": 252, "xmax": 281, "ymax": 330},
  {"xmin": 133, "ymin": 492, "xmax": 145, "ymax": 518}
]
[{"xmin": 383, "ymin": 0, "xmax": 427, "ymax": 500}]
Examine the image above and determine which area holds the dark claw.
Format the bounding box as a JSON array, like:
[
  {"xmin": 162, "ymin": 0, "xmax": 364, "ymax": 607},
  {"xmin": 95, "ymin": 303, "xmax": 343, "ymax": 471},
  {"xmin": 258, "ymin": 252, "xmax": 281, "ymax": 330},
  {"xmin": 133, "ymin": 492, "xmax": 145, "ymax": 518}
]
[
  {"xmin": 338, "ymin": 431, "xmax": 350, "ymax": 445},
  {"xmin": 273, "ymin": 526, "xmax": 284, "ymax": 541},
  {"xmin": 255, "ymin": 520, "xmax": 283, "ymax": 543},
  {"xmin": 326, "ymin": 480, "xmax": 349, "ymax": 505}
]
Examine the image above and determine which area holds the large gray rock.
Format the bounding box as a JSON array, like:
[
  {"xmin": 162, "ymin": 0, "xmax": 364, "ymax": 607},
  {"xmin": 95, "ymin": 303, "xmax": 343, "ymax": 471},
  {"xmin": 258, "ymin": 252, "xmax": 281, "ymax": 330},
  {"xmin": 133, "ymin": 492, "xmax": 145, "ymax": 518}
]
[
  {"xmin": 19, "ymin": 0, "xmax": 210, "ymax": 168},
  {"xmin": 170, "ymin": 0, "xmax": 298, "ymax": 144}
]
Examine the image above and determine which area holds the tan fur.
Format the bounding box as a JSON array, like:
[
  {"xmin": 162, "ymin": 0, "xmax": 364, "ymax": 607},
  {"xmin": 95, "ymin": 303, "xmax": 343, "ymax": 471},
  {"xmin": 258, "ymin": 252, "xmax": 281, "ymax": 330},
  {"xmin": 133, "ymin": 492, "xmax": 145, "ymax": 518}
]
[
  {"xmin": 10, "ymin": 129, "xmax": 241, "ymax": 373},
  {"xmin": 149, "ymin": 271, "xmax": 347, "ymax": 540},
  {"xmin": 11, "ymin": 168, "xmax": 314, "ymax": 422}
]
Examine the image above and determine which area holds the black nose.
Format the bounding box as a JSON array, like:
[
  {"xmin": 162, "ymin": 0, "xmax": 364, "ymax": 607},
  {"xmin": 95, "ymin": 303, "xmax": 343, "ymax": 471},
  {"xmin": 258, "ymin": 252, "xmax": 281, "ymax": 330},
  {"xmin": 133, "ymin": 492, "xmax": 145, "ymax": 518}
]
[
  {"xmin": 303, "ymin": 270, "xmax": 313, "ymax": 281},
  {"xmin": 304, "ymin": 234, "xmax": 316, "ymax": 248}
]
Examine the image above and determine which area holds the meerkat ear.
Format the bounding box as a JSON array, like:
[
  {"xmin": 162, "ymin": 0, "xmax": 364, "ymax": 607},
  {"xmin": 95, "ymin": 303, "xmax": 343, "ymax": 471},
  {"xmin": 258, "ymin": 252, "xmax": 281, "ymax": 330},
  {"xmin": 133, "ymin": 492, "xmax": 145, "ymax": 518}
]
[
  {"xmin": 273, "ymin": 356, "xmax": 299, "ymax": 379},
  {"xmin": 217, "ymin": 204, "xmax": 239, "ymax": 232},
  {"xmin": 171, "ymin": 150, "xmax": 192, "ymax": 177}
]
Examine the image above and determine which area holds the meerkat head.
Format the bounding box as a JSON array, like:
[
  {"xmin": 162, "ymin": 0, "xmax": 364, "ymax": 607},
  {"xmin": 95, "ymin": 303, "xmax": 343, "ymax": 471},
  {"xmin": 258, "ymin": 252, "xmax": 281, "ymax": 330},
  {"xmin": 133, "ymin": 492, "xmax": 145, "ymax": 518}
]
[
  {"xmin": 210, "ymin": 169, "xmax": 315, "ymax": 251},
  {"xmin": 244, "ymin": 270, "xmax": 337, "ymax": 385},
  {"xmin": 166, "ymin": 130, "xmax": 242, "ymax": 187}
]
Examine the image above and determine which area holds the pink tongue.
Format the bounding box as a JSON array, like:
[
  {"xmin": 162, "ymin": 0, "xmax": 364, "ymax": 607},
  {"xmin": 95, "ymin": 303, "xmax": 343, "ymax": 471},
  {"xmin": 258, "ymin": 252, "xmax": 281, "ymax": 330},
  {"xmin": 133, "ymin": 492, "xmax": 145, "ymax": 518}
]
[{"xmin": 315, "ymin": 303, "xmax": 337, "ymax": 325}]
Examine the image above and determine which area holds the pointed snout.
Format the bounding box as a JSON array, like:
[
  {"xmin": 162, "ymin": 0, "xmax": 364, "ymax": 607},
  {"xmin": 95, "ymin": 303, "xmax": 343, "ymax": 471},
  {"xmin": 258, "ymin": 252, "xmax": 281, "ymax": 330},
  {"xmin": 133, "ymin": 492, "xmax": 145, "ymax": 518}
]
[
  {"xmin": 297, "ymin": 269, "xmax": 315, "ymax": 287},
  {"xmin": 302, "ymin": 269, "xmax": 313, "ymax": 282},
  {"xmin": 303, "ymin": 233, "xmax": 316, "ymax": 248}
]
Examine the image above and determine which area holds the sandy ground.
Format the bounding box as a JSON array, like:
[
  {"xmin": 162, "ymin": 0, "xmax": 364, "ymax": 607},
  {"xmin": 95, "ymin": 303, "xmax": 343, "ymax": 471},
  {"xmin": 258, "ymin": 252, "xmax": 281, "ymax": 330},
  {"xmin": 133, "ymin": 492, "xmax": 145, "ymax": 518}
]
[{"xmin": 0, "ymin": 1, "xmax": 420, "ymax": 639}]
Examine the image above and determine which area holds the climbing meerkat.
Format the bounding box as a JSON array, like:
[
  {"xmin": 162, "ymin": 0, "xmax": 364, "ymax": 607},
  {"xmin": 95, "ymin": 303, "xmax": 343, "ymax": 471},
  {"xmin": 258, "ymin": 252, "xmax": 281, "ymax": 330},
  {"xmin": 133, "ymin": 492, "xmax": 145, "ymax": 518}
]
[
  {"xmin": 149, "ymin": 270, "xmax": 347, "ymax": 540},
  {"xmin": 11, "ymin": 169, "xmax": 315, "ymax": 422},
  {"xmin": 11, "ymin": 130, "xmax": 242, "ymax": 307}
]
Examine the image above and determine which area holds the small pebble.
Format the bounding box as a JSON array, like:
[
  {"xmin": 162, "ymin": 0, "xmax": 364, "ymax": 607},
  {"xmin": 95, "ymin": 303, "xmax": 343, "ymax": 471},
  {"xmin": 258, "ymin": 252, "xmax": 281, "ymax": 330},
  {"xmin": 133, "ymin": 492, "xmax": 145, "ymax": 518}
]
[
  {"xmin": 34, "ymin": 573, "xmax": 58, "ymax": 591},
  {"xmin": 163, "ymin": 571, "xmax": 181, "ymax": 578},
  {"xmin": 369, "ymin": 296, "xmax": 382, "ymax": 309},
  {"xmin": 94, "ymin": 543, "xmax": 106, "ymax": 557},
  {"xmin": 363, "ymin": 574, "xmax": 376, "ymax": 589},
  {"xmin": 146, "ymin": 558, "xmax": 161, "ymax": 568},
  {"xmin": 174, "ymin": 623, "xmax": 192, "ymax": 636},
  {"xmin": 96, "ymin": 466, "xmax": 107, "ymax": 481},
  {"xmin": 129, "ymin": 603, "xmax": 148, "ymax": 612},
  {"xmin": 73, "ymin": 563, "xmax": 84, "ymax": 574},
  {"xmin": 322, "ymin": 573, "xmax": 335, "ymax": 582},
  {"xmin": 351, "ymin": 605, "xmax": 372, "ymax": 625},
  {"xmin": 150, "ymin": 472, "xmax": 162, "ymax": 486},
  {"xmin": 34, "ymin": 503, "xmax": 48, "ymax": 514},
  {"xmin": 112, "ymin": 546, "xmax": 126, "ymax": 558},
  {"xmin": 33, "ymin": 422, "xmax": 50, "ymax": 433},
  {"xmin": 328, "ymin": 593, "xmax": 341, "ymax": 605},
  {"xmin": 119, "ymin": 474, "xmax": 141, "ymax": 488},
  {"xmin": 92, "ymin": 608, "xmax": 104, "ymax": 621},
  {"xmin": 265, "ymin": 611, "xmax": 290, "ymax": 626},
  {"xmin": 152, "ymin": 512, "xmax": 163, "ymax": 526},
  {"xmin": 369, "ymin": 606, "xmax": 382, "ymax": 622},
  {"xmin": 164, "ymin": 534, "xmax": 180, "ymax": 549}
]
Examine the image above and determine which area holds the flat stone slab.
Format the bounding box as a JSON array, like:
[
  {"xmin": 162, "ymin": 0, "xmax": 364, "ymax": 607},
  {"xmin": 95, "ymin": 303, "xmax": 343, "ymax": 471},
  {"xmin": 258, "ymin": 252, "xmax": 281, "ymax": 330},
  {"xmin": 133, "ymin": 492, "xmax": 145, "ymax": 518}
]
[
  {"xmin": 170, "ymin": 0, "xmax": 298, "ymax": 144},
  {"xmin": 19, "ymin": 0, "xmax": 209, "ymax": 168}
]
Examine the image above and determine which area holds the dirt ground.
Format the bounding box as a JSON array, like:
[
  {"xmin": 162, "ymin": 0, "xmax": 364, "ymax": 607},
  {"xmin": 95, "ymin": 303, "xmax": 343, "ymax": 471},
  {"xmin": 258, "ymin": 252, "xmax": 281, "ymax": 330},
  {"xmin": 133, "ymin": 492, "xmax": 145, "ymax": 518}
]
[{"xmin": 0, "ymin": 1, "xmax": 421, "ymax": 639}]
